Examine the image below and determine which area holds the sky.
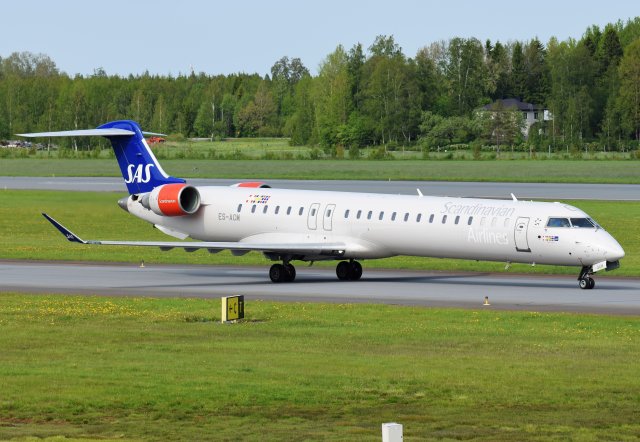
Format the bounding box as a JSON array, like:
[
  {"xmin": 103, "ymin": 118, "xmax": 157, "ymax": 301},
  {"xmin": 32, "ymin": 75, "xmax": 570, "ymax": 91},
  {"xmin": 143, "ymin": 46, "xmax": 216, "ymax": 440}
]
[{"xmin": 1, "ymin": 0, "xmax": 638, "ymax": 77}]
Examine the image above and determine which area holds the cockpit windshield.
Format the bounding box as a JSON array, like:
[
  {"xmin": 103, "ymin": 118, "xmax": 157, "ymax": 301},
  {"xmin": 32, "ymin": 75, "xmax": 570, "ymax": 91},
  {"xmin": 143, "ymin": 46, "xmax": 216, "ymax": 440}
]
[
  {"xmin": 547, "ymin": 217, "xmax": 598, "ymax": 228},
  {"xmin": 570, "ymin": 218, "xmax": 596, "ymax": 228},
  {"xmin": 547, "ymin": 218, "xmax": 571, "ymax": 228}
]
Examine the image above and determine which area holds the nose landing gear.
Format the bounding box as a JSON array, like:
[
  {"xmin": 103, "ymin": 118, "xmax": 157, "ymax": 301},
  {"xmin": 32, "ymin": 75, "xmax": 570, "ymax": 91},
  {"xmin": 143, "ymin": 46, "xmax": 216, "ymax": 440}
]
[{"xmin": 578, "ymin": 265, "xmax": 595, "ymax": 290}]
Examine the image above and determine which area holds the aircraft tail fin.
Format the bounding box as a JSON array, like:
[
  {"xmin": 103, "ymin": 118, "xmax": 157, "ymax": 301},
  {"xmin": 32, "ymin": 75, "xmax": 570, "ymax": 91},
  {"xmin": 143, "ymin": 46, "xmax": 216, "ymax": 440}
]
[{"xmin": 18, "ymin": 120, "xmax": 185, "ymax": 194}]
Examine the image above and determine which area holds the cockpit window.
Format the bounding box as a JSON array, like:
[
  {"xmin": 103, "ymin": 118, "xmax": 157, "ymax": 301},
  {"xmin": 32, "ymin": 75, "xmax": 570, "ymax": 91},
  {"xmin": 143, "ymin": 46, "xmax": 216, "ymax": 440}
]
[
  {"xmin": 570, "ymin": 218, "xmax": 595, "ymax": 228},
  {"xmin": 547, "ymin": 217, "xmax": 570, "ymax": 228}
]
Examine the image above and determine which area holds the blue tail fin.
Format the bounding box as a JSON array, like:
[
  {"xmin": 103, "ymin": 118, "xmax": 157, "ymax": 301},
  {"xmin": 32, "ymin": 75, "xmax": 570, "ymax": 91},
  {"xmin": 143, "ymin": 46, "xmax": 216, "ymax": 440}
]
[{"xmin": 98, "ymin": 120, "xmax": 185, "ymax": 194}]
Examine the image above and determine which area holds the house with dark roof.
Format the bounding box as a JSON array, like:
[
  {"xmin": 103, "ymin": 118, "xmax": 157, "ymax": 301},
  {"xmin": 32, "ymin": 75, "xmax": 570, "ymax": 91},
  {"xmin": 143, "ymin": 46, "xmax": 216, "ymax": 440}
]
[{"xmin": 481, "ymin": 98, "xmax": 551, "ymax": 138}]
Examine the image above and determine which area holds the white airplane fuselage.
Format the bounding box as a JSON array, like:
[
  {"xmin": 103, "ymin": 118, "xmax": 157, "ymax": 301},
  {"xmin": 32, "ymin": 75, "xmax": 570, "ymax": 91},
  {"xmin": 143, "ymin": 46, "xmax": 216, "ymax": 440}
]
[
  {"xmin": 23, "ymin": 120, "xmax": 624, "ymax": 288},
  {"xmin": 124, "ymin": 186, "xmax": 624, "ymax": 268}
]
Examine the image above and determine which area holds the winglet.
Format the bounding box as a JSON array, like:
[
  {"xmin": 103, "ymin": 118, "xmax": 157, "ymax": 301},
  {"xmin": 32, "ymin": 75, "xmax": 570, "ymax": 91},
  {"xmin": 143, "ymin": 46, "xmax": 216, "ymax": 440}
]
[
  {"xmin": 42, "ymin": 213, "xmax": 87, "ymax": 244},
  {"xmin": 511, "ymin": 193, "xmax": 518, "ymax": 202}
]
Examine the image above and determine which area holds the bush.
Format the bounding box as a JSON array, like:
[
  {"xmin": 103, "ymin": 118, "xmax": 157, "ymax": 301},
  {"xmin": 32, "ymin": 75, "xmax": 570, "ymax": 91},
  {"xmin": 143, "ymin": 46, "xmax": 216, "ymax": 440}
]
[
  {"xmin": 369, "ymin": 146, "xmax": 392, "ymax": 160},
  {"xmin": 309, "ymin": 148, "xmax": 322, "ymax": 160},
  {"xmin": 348, "ymin": 145, "xmax": 360, "ymax": 159}
]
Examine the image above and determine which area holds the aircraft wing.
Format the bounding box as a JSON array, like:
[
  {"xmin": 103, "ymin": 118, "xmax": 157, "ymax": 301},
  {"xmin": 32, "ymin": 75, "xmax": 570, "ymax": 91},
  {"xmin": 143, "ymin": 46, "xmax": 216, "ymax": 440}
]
[{"xmin": 42, "ymin": 213, "xmax": 346, "ymax": 257}]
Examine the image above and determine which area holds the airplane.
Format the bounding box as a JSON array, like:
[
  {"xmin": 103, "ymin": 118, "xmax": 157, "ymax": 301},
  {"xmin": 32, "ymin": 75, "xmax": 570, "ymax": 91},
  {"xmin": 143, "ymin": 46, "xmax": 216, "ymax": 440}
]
[{"xmin": 19, "ymin": 120, "xmax": 625, "ymax": 289}]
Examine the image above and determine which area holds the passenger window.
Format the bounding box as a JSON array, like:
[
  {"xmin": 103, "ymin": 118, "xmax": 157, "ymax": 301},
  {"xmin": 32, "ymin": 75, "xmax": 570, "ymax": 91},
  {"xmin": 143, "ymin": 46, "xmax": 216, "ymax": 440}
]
[
  {"xmin": 326, "ymin": 209, "xmax": 332, "ymax": 217},
  {"xmin": 404, "ymin": 213, "xmax": 409, "ymax": 222},
  {"xmin": 429, "ymin": 214, "xmax": 434, "ymax": 223},
  {"xmin": 237, "ymin": 204, "xmax": 242, "ymax": 213},
  {"xmin": 367, "ymin": 210, "xmax": 372, "ymax": 220},
  {"xmin": 275, "ymin": 206, "xmax": 280, "ymax": 215},
  {"xmin": 251, "ymin": 205, "xmax": 257, "ymax": 213},
  {"xmin": 287, "ymin": 206, "xmax": 292, "ymax": 215},
  {"xmin": 357, "ymin": 210, "xmax": 362, "ymax": 219},
  {"xmin": 298, "ymin": 207, "xmax": 304, "ymax": 216},
  {"xmin": 455, "ymin": 215, "xmax": 460, "ymax": 225},
  {"xmin": 547, "ymin": 217, "xmax": 570, "ymax": 228},
  {"xmin": 263, "ymin": 205, "xmax": 268, "ymax": 214},
  {"xmin": 391, "ymin": 212, "xmax": 397, "ymax": 221},
  {"xmin": 467, "ymin": 216, "xmax": 473, "ymax": 225},
  {"xmin": 442, "ymin": 215, "xmax": 447, "ymax": 224},
  {"xmin": 416, "ymin": 214, "xmax": 422, "ymax": 222},
  {"xmin": 379, "ymin": 211, "xmax": 384, "ymax": 220},
  {"xmin": 344, "ymin": 209, "xmax": 350, "ymax": 218},
  {"xmin": 311, "ymin": 208, "xmax": 316, "ymax": 216}
]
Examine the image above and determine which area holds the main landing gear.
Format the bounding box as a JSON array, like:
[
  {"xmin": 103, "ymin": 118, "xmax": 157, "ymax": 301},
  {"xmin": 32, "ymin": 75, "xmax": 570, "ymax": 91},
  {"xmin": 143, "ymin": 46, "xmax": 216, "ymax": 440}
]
[
  {"xmin": 578, "ymin": 265, "xmax": 596, "ymax": 290},
  {"xmin": 269, "ymin": 260, "xmax": 364, "ymax": 282},
  {"xmin": 336, "ymin": 260, "xmax": 363, "ymax": 281},
  {"xmin": 269, "ymin": 263, "xmax": 296, "ymax": 283}
]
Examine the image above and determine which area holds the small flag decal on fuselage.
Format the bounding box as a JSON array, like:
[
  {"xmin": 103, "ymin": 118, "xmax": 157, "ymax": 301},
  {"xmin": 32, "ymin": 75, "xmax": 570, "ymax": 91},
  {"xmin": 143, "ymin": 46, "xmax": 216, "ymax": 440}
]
[
  {"xmin": 245, "ymin": 194, "xmax": 271, "ymax": 204},
  {"xmin": 542, "ymin": 235, "xmax": 559, "ymax": 242}
]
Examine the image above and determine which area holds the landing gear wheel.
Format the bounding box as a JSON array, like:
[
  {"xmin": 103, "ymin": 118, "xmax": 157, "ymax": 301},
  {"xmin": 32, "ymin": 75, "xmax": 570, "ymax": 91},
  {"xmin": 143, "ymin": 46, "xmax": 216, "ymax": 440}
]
[
  {"xmin": 269, "ymin": 264, "xmax": 285, "ymax": 283},
  {"xmin": 578, "ymin": 265, "xmax": 595, "ymax": 290},
  {"xmin": 349, "ymin": 261, "xmax": 362, "ymax": 281},
  {"xmin": 579, "ymin": 277, "xmax": 595, "ymax": 290},
  {"xmin": 270, "ymin": 263, "xmax": 296, "ymax": 282},
  {"xmin": 336, "ymin": 261, "xmax": 351, "ymax": 280},
  {"xmin": 336, "ymin": 260, "xmax": 363, "ymax": 281},
  {"xmin": 284, "ymin": 264, "xmax": 296, "ymax": 282}
]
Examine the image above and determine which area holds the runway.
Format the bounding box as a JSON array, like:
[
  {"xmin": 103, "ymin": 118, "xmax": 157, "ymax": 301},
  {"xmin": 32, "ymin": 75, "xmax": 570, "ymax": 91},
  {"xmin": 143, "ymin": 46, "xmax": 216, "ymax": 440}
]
[
  {"xmin": 2, "ymin": 261, "xmax": 639, "ymax": 315},
  {"xmin": 2, "ymin": 176, "xmax": 640, "ymax": 200}
]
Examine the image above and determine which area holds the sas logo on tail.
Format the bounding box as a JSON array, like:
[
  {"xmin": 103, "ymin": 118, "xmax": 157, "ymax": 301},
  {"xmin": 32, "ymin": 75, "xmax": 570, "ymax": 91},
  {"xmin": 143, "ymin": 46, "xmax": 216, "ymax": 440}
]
[{"xmin": 125, "ymin": 164, "xmax": 155, "ymax": 183}]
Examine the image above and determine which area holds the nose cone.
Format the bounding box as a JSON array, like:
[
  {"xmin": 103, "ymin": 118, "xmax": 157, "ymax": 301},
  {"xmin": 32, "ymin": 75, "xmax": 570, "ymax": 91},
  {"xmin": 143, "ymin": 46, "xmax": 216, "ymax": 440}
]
[
  {"xmin": 117, "ymin": 196, "xmax": 129, "ymax": 213},
  {"xmin": 607, "ymin": 241, "xmax": 625, "ymax": 262}
]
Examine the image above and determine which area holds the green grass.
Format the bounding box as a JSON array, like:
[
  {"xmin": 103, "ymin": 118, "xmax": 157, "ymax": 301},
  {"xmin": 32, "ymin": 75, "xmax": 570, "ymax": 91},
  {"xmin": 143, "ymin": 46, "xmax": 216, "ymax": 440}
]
[
  {"xmin": 1, "ymin": 190, "xmax": 638, "ymax": 277},
  {"xmin": 1, "ymin": 158, "xmax": 640, "ymax": 183},
  {"xmin": 0, "ymin": 294, "xmax": 638, "ymax": 440}
]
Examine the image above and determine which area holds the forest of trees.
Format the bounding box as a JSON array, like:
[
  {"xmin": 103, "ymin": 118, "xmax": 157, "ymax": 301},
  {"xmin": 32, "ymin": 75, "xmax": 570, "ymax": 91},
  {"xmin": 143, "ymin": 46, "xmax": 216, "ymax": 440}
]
[{"xmin": 1, "ymin": 17, "xmax": 640, "ymax": 153}]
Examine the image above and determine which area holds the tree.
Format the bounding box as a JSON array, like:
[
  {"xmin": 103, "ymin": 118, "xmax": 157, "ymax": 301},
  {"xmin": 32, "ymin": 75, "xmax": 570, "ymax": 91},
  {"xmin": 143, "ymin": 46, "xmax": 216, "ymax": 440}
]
[
  {"xmin": 485, "ymin": 40, "xmax": 511, "ymax": 100},
  {"xmin": 522, "ymin": 38, "xmax": 549, "ymax": 104},
  {"xmin": 477, "ymin": 100, "xmax": 525, "ymax": 153},
  {"xmin": 313, "ymin": 45, "xmax": 352, "ymax": 147},
  {"xmin": 445, "ymin": 38, "xmax": 487, "ymax": 115},
  {"xmin": 235, "ymin": 81, "xmax": 277, "ymax": 137},
  {"xmin": 617, "ymin": 39, "xmax": 640, "ymax": 140}
]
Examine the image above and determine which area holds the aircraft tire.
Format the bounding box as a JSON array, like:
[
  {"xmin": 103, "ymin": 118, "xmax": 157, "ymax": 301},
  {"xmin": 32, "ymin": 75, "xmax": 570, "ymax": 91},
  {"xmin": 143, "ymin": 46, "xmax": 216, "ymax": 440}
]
[
  {"xmin": 336, "ymin": 261, "xmax": 351, "ymax": 280},
  {"xmin": 349, "ymin": 261, "xmax": 363, "ymax": 280},
  {"xmin": 285, "ymin": 264, "xmax": 296, "ymax": 282},
  {"xmin": 269, "ymin": 264, "xmax": 286, "ymax": 283},
  {"xmin": 579, "ymin": 277, "xmax": 593, "ymax": 290}
]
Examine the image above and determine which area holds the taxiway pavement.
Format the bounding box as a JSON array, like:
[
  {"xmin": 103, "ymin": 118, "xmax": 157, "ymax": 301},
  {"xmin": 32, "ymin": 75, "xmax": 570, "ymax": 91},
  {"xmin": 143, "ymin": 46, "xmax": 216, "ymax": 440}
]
[
  {"xmin": 2, "ymin": 261, "xmax": 639, "ymax": 315},
  {"xmin": 2, "ymin": 176, "xmax": 640, "ymax": 200}
]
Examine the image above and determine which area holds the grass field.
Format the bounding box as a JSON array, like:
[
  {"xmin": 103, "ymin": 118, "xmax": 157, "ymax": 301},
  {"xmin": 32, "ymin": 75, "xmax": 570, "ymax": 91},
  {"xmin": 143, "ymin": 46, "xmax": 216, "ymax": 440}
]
[
  {"xmin": 1, "ymin": 158, "xmax": 640, "ymax": 183},
  {"xmin": 1, "ymin": 190, "xmax": 638, "ymax": 277},
  {"xmin": 0, "ymin": 294, "xmax": 638, "ymax": 441}
]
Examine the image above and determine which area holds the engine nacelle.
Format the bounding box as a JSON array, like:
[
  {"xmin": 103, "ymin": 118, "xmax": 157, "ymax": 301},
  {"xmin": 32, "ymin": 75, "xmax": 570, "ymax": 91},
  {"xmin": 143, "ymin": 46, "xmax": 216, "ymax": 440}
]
[
  {"xmin": 231, "ymin": 181, "xmax": 271, "ymax": 188},
  {"xmin": 140, "ymin": 183, "xmax": 201, "ymax": 217}
]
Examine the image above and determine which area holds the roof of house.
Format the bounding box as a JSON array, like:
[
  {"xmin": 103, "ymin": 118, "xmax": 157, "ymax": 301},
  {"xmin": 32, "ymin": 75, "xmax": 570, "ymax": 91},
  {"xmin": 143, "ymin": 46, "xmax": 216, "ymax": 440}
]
[{"xmin": 482, "ymin": 98, "xmax": 545, "ymax": 111}]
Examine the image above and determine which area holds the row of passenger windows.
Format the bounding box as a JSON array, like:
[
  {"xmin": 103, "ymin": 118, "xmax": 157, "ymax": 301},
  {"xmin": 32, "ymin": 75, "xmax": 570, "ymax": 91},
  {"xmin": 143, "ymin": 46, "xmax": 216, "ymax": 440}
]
[
  {"xmin": 236, "ymin": 203, "xmax": 510, "ymax": 227},
  {"xmin": 238, "ymin": 204, "xmax": 308, "ymax": 216}
]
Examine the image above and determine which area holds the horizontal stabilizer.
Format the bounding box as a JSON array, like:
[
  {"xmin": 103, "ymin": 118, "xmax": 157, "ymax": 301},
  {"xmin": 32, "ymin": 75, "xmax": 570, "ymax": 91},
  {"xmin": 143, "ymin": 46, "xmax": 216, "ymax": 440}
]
[{"xmin": 18, "ymin": 129, "xmax": 135, "ymax": 138}]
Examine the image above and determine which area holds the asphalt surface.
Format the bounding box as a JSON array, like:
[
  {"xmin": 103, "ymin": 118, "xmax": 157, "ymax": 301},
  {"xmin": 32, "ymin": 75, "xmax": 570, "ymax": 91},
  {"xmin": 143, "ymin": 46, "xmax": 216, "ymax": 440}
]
[
  {"xmin": 3, "ymin": 177, "xmax": 637, "ymax": 314},
  {"xmin": 2, "ymin": 261, "xmax": 639, "ymax": 315},
  {"xmin": 2, "ymin": 176, "xmax": 640, "ymax": 200}
]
